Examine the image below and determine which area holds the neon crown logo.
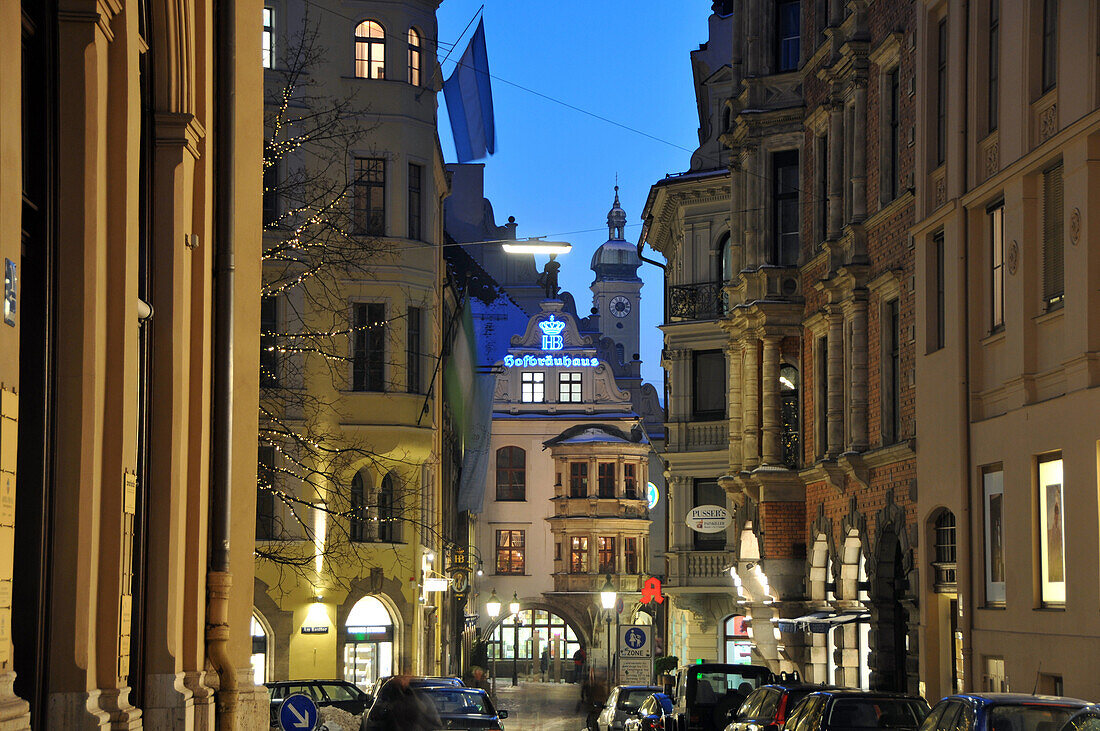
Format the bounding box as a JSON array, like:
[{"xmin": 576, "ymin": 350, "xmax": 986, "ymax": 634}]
[{"xmin": 538, "ymin": 314, "xmax": 566, "ymax": 351}]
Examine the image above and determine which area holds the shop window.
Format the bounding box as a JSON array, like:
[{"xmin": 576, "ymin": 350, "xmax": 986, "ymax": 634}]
[
  {"xmin": 982, "ymin": 467, "xmax": 1005, "ymax": 604},
  {"xmin": 1038, "ymin": 453, "xmax": 1064, "ymax": 605},
  {"xmin": 344, "ymin": 596, "xmax": 395, "ymax": 690}
]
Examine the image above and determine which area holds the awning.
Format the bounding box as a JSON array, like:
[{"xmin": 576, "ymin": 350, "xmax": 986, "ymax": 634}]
[{"xmin": 777, "ymin": 610, "xmax": 870, "ymax": 634}]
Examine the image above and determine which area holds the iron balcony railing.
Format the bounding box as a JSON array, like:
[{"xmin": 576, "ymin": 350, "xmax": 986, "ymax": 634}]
[{"xmin": 667, "ymin": 281, "xmax": 726, "ymax": 322}]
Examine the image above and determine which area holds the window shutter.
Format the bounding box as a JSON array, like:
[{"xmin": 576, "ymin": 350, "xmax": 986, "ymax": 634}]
[{"xmin": 1042, "ymin": 162, "xmax": 1064, "ymax": 305}]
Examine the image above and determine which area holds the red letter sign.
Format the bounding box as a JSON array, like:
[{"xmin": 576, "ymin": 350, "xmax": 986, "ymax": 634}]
[{"xmin": 641, "ymin": 577, "xmax": 664, "ymax": 604}]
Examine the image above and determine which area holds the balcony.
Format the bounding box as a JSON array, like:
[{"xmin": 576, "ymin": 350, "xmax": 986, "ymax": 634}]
[
  {"xmin": 552, "ymin": 572, "xmax": 645, "ymax": 593},
  {"xmin": 550, "ymin": 496, "xmax": 649, "ymax": 519},
  {"xmin": 667, "ymin": 550, "xmax": 734, "ymax": 588},
  {"xmin": 665, "ymin": 421, "xmax": 728, "ymax": 452},
  {"xmin": 667, "ymin": 281, "xmax": 725, "ymax": 322}
]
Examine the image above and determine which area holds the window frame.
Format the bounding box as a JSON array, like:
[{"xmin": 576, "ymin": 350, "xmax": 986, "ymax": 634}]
[
  {"xmin": 377, "ymin": 472, "xmax": 400, "ymax": 543},
  {"xmin": 882, "ymin": 298, "xmax": 901, "ymax": 444},
  {"xmin": 262, "ymin": 7, "xmax": 275, "ymax": 69},
  {"xmin": 692, "ymin": 349, "xmax": 726, "ymax": 421},
  {"xmin": 495, "ymin": 446, "xmax": 526, "ymax": 502},
  {"xmin": 1038, "ymin": 453, "xmax": 1065, "ymax": 606},
  {"xmin": 982, "ymin": 466, "xmax": 1006, "ymax": 605},
  {"xmin": 929, "ymin": 232, "xmax": 946, "ymax": 352},
  {"xmin": 521, "ymin": 371, "xmax": 545, "ymax": 403},
  {"xmin": 1042, "ymin": 161, "xmax": 1065, "ymax": 309},
  {"xmin": 1041, "ymin": 0, "xmax": 1058, "ymax": 94},
  {"xmin": 988, "ymin": 0, "xmax": 1000, "ymax": 133},
  {"xmin": 569, "ymin": 462, "xmax": 588, "ymax": 498},
  {"xmin": 598, "ymin": 536, "xmax": 617, "ymax": 574},
  {"xmin": 988, "ymin": 201, "xmax": 1005, "ymax": 331},
  {"xmin": 257, "ymin": 445, "xmax": 278, "ymax": 540},
  {"xmin": 407, "ymin": 27, "xmax": 422, "ymax": 86},
  {"xmin": 597, "ymin": 462, "xmax": 616, "ymax": 499},
  {"xmin": 772, "ymin": 149, "xmax": 800, "ymax": 266},
  {"xmin": 623, "ymin": 463, "xmax": 637, "ymax": 499},
  {"xmin": 407, "ymin": 163, "xmax": 422, "ymax": 241},
  {"xmin": 260, "ymin": 295, "xmax": 279, "ymax": 387},
  {"xmin": 354, "ymin": 20, "xmax": 386, "ymax": 80},
  {"xmin": 353, "ymin": 156, "xmax": 386, "ymax": 236},
  {"xmin": 885, "ymin": 66, "xmax": 901, "ymax": 202},
  {"xmin": 558, "ymin": 371, "xmax": 582, "ymax": 403},
  {"xmin": 775, "ymin": 0, "xmax": 801, "ymax": 73},
  {"xmin": 624, "ymin": 536, "xmax": 638, "ymax": 574},
  {"xmin": 350, "ymin": 470, "xmax": 369, "ymax": 543},
  {"xmin": 352, "ymin": 302, "xmax": 386, "ymax": 392},
  {"xmin": 936, "ymin": 18, "xmax": 948, "ymax": 166},
  {"xmin": 406, "ymin": 305, "xmax": 422, "ymax": 394},
  {"xmin": 495, "ymin": 529, "xmax": 526, "ymax": 575},
  {"xmin": 570, "ymin": 535, "xmax": 589, "ymax": 573}
]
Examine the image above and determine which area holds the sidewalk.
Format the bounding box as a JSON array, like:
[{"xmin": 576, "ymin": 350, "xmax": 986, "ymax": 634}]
[{"xmin": 494, "ymin": 680, "xmax": 589, "ymax": 731}]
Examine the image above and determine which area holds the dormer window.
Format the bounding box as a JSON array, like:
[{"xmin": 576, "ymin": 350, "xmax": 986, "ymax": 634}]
[{"xmin": 355, "ymin": 20, "xmax": 385, "ymax": 79}]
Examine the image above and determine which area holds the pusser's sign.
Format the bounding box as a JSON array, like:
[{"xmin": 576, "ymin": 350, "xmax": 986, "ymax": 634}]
[{"xmin": 685, "ymin": 505, "xmax": 732, "ymax": 533}]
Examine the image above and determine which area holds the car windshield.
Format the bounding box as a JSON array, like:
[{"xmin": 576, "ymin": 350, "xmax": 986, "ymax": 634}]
[
  {"xmin": 620, "ymin": 689, "xmax": 657, "ymax": 710},
  {"xmin": 691, "ymin": 671, "xmax": 762, "ymax": 705},
  {"xmin": 321, "ymin": 683, "xmax": 359, "ymax": 701},
  {"xmin": 989, "ymin": 704, "xmax": 1078, "ymax": 731},
  {"xmin": 425, "ymin": 689, "xmax": 493, "ymax": 716},
  {"xmin": 828, "ymin": 698, "xmax": 927, "ymax": 728}
]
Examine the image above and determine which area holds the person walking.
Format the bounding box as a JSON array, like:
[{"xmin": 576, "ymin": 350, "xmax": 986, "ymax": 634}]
[
  {"xmin": 540, "ymin": 647, "xmax": 550, "ymax": 682},
  {"xmin": 572, "ymin": 647, "xmax": 587, "ymax": 683}
]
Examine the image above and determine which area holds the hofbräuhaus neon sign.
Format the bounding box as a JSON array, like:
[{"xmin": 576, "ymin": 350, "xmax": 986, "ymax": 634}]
[{"xmin": 502, "ymin": 315, "xmax": 600, "ymax": 368}]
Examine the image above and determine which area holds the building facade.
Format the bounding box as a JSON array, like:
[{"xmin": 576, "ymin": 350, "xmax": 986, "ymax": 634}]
[
  {"xmin": 2, "ymin": 0, "xmax": 266, "ymax": 728},
  {"xmin": 912, "ymin": 0, "xmax": 1100, "ymax": 701},
  {"xmin": 251, "ymin": 0, "xmax": 453, "ymax": 691}
]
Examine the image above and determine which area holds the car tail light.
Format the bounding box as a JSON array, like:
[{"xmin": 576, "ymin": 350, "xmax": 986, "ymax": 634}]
[{"xmin": 775, "ymin": 693, "xmax": 790, "ymax": 724}]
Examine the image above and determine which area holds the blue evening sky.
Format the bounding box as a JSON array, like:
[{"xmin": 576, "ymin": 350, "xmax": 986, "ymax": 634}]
[{"xmin": 437, "ymin": 1, "xmax": 713, "ymax": 393}]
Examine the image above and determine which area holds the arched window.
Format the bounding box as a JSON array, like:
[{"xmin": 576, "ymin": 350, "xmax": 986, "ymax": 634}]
[
  {"xmin": 350, "ymin": 469, "xmax": 369, "ymax": 542},
  {"xmin": 488, "ymin": 608, "xmax": 581, "ymax": 682},
  {"xmin": 407, "ymin": 28, "xmax": 422, "ymax": 85},
  {"xmin": 250, "ymin": 613, "xmax": 271, "ymax": 684},
  {"xmin": 378, "ymin": 473, "xmax": 400, "ymax": 542},
  {"xmin": 718, "ymin": 232, "xmax": 734, "ymax": 282},
  {"xmin": 933, "ymin": 510, "xmax": 957, "ymax": 592},
  {"xmin": 496, "ymin": 446, "xmax": 526, "ymax": 501},
  {"xmin": 344, "ymin": 596, "xmax": 395, "ymax": 689},
  {"xmin": 780, "ymin": 364, "xmax": 799, "ymax": 468},
  {"xmin": 355, "ymin": 21, "xmax": 385, "ymax": 79}
]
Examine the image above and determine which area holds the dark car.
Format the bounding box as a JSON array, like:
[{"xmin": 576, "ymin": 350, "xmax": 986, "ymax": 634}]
[
  {"xmin": 725, "ymin": 682, "xmax": 837, "ymax": 731},
  {"xmin": 419, "ymin": 686, "xmax": 509, "ymax": 730},
  {"xmin": 920, "ymin": 693, "xmax": 1091, "ymax": 731},
  {"xmin": 625, "ymin": 693, "xmax": 675, "ymax": 731},
  {"xmin": 1062, "ymin": 704, "xmax": 1100, "ymax": 731},
  {"xmin": 264, "ymin": 679, "xmax": 372, "ymax": 726},
  {"xmin": 598, "ymin": 685, "xmax": 664, "ymax": 731},
  {"xmin": 361, "ymin": 676, "xmax": 469, "ymax": 729},
  {"xmin": 783, "ymin": 689, "xmax": 929, "ymax": 731},
  {"xmin": 669, "ymin": 663, "xmax": 777, "ymax": 731}
]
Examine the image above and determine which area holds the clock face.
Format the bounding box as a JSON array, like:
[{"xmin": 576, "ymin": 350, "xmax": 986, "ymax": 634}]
[{"xmin": 610, "ymin": 296, "xmax": 631, "ymax": 318}]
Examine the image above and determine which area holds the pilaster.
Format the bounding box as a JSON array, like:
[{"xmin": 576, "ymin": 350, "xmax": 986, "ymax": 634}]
[
  {"xmin": 826, "ymin": 309, "xmax": 845, "ymax": 457},
  {"xmin": 760, "ymin": 336, "xmax": 782, "ymax": 466},
  {"xmin": 741, "ymin": 337, "xmax": 761, "ymax": 470}
]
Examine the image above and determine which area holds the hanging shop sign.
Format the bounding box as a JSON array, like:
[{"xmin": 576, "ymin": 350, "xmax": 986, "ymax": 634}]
[
  {"xmin": 647, "ymin": 482, "xmax": 660, "ymax": 509},
  {"xmin": 685, "ymin": 505, "xmax": 732, "ymax": 533}
]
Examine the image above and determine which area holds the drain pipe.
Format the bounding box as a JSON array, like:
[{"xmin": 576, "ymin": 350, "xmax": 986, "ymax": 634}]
[{"xmin": 207, "ymin": 0, "xmax": 238, "ymax": 725}]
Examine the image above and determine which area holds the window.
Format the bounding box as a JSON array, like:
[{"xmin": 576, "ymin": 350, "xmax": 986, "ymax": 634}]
[
  {"xmin": 983, "ymin": 467, "xmax": 1005, "ymax": 604},
  {"xmin": 262, "ymin": 7, "xmax": 274, "ymax": 68},
  {"xmin": 815, "ymin": 335, "xmax": 828, "ymax": 457},
  {"xmin": 883, "ymin": 299, "xmax": 901, "ymax": 443},
  {"xmin": 779, "ymin": 364, "xmax": 799, "ymax": 467},
  {"xmin": 406, "ymin": 306, "xmax": 422, "ymax": 394},
  {"xmin": 776, "ymin": 0, "xmax": 800, "ymax": 72},
  {"xmin": 407, "ymin": 28, "xmax": 422, "ymax": 85},
  {"xmin": 772, "ymin": 150, "xmax": 800, "ymax": 265},
  {"xmin": 263, "ymin": 144, "xmax": 279, "ymax": 227},
  {"xmin": 521, "ymin": 372, "xmax": 545, "ymax": 403},
  {"xmin": 693, "ymin": 350, "xmax": 726, "ymax": 421},
  {"xmin": 598, "ymin": 537, "xmax": 616, "ymax": 574},
  {"xmin": 377, "ymin": 473, "xmax": 400, "ymax": 543},
  {"xmin": 569, "ymin": 462, "xmax": 588, "ymax": 498},
  {"xmin": 885, "ymin": 67, "xmax": 901, "ymax": 201},
  {"xmin": 260, "ymin": 296, "xmax": 279, "ymax": 387},
  {"xmin": 354, "ymin": 20, "xmax": 385, "ymax": 79},
  {"xmin": 570, "ymin": 536, "xmax": 589, "ymax": 573},
  {"xmin": 693, "ymin": 480, "xmax": 726, "ymax": 551},
  {"xmin": 1042, "ymin": 162, "xmax": 1064, "ymax": 308},
  {"xmin": 350, "ymin": 470, "xmax": 369, "ymax": 542},
  {"xmin": 597, "ymin": 462, "xmax": 615, "ymax": 498},
  {"xmin": 988, "ymin": 0, "xmax": 1000, "ymax": 132},
  {"xmin": 257, "ymin": 446, "xmax": 277, "ymax": 540},
  {"xmin": 624, "ymin": 537, "xmax": 638, "ymax": 573},
  {"xmin": 496, "ymin": 530, "xmax": 525, "ymax": 574},
  {"xmin": 937, "ymin": 18, "xmax": 948, "ymax": 166},
  {"xmin": 353, "ymin": 157, "xmax": 385, "ymax": 236},
  {"xmin": 989, "ymin": 202, "xmax": 1005, "ymax": 330},
  {"xmin": 495, "ymin": 446, "xmax": 526, "ymax": 501},
  {"xmin": 934, "ymin": 511, "xmax": 957, "ymax": 591},
  {"xmin": 718, "ymin": 232, "xmax": 734, "ymax": 282},
  {"xmin": 1041, "ymin": 0, "xmax": 1058, "ymax": 93},
  {"xmin": 1038, "ymin": 453, "xmax": 1064, "ymax": 605},
  {"xmin": 407, "ymin": 163, "xmax": 422, "ymax": 241},
  {"xmin": 930, "ymin": 233, "xmax": 945, "ymax": 351},
  {"xmin": 558, "ymin": 372, "xmax": 582, "ymax": 402},
  {"xmin": 353, "ymin": 303, "xmax": 385, "ymax": 391},
  {"xmin": 623, "ymin": 463, "xmax": 637, "ymax": 499}
]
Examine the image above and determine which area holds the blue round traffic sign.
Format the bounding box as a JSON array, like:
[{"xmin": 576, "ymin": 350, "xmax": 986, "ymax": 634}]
[
  {"xmin": 625, "ymin": 627, "xmax": 647, "ymax": 649},
  {"xmin": 279, "ymin": 693, "xmax": 319, "ymax": 731}
]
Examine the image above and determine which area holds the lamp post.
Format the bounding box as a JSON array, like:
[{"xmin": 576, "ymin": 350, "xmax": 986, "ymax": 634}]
[
  {"xmin": 600, "ymin": 574, "xmax": 617, "ymax": 690},
  {"xmin": 509, "ymin": 592, "xmax": 521, "ymax": 686},
  {"xmin": 486, "ymin": 589, "xmax": 501, "ymax": 699}
]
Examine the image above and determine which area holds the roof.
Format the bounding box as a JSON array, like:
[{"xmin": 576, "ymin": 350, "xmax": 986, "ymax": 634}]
[
  {"xmin": 808, "ymin": 689, "xmax": 928, "ymax": 700},
  {"xmin": 946, "ymin": 693, "xmax": 1092, "ymax": 706},
  {"xmin": 543, "ymin": 422, "xmax": 649, "ymax": 448}
]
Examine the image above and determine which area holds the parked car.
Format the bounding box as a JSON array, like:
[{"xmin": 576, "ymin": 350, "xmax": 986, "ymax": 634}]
[
  {"xmin": 920, "ymin": 693, "xmax": 1091, "ymax": 731},
  {"xmin": 625, "ymin": 693, "xmax": 675, "ymax": 731},
  {"xmin": 419, "ymin": 686, "xmax": 509, "ymax": 730},
  {"xmin": 669, "ymin": 663, "xmax": 777, "ymax": 731},
  {"xmin": 724, "ymin": 682, "xmax": 836, "ymax": 731},
  {"xmin": 264, "ymin": 679, "xmax": 372, "ymax": 727},
  {"xmin": 1062, "ymin": 704, "xmax": 1100, "ymax": 731},
  {"xmin": 782, "ymin": 689, "xmax": 929, "ymax": 731},
  {"xmin": 361, "ymin": 676, "xmax": 469, "ymax": 729},
  {"xmin": 597, "ymin": 685, "xmax": 664, "ymax": 731}
]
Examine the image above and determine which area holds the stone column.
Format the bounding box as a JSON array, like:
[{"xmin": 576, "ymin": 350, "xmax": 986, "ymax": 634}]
[
  {"xmin": 849, "ymin": 297, "xmax": 869, "ymax": 452},
  {"xmin": 852, "ymin": 84, "xmax": 868, "ymax": 222},
  {"xmin": 826, "ymin": 309, "xmax": 845, "ymax": 457},
  {"xmin": 828, "ymin": 103, "xmax": 844, "ymax": 240},
  {"xmin": 760, "ymin": 336, "xmax": 783, "ymax": 466},
  {"xmin": 742, "ymin": 337, "xmax": 761, "ymax": 469},
  {"xmin": 726, "ymin": 341, "xmax": 744, "ymax": 472}
]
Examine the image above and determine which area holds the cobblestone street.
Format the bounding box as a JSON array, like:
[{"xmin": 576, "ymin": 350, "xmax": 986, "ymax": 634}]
[{"xmin": 495, "ymin": 681, "xmax": 589, "ymax": 731}]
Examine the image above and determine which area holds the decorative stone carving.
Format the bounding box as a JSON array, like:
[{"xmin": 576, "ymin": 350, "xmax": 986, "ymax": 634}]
[
  {"xmin": 1039, "ymin": 103, "xmax": 1058, "ymax": 143},
  {"xmin": 934, "ymin": 177, "xmax": 946, "ymax": 207},
  {"xmin": 985, "ymin": 141, "xmax": 999, "ymax": 179},
  {"xmin": 1007, "ymin": 240, "xmax": 1019, "ymax": 275},
  {"xmin": 1070, "ymin": 207, "xmax": 1081, "ymax": 245}
]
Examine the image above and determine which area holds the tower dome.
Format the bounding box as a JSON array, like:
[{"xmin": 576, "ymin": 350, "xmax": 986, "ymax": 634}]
[
  {"xmin": 606, "ymin": 185, "xmax": 627, "ymax": 240},
  {"xmin": 591, "ymin": 186, "xmax": 641, "ymax": 282}
]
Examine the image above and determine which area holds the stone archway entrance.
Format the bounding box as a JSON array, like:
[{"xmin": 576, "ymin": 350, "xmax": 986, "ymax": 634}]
[
  {"xmin": 870, "ymin": 528, "xmax": 912, "ymax": 692},
  {"xmin": 486, "ymin": 607, "xmax": 585, "ymax": 683}
]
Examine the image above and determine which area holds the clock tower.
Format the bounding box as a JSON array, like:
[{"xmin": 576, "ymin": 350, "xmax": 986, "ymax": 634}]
[{"xmin": 590, "ymin": 186, "xmax": 642, "ymax": 365}]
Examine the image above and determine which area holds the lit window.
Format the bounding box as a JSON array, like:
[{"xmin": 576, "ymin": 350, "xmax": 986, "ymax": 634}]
[
  {"xmin": 623, "ymin": 464, "xmax": 637, "ymax": 498},
  {"xmin": 598, "ymin": 536, "xmax": 616, "ymax": 574},
  {"xmin": 558, "ymin": 372, "xmax": 582, "ymax": 402},
  {"xmin": 408, "ymin": 28, "xmax": 422, "ymax": 86},
  {"xmin": 355, "ymin": 20, "xmax": 385, "ymax": 79},
  {"xmin": 496, "ymin": 530, "xmax": 525, "ymax": 575},
  {"xmin": 521, "ymin": 371, "xmax": 544, "ymax": 403},
  {"xmin": 1038, "ymin": 454, "xmax": 1064, "ymax": 605},
  {"xmin": 570, "ymin": 536, "xmax": 588, "ymax": 573},
  {"xmin": 262, "ymin": 7, "xmax": 274, "ymax": 68},
  {"xmin": 624, "ymin": 537, "xmax": 638, "ymax": 574},
  {"xmin": 983, "ymin": 467, "xmax": 1005, "ymax": 604}
]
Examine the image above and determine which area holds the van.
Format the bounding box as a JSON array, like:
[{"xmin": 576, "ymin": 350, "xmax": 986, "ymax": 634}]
[{"xmin": 668, "ymin": 663, "xmax": 775, "ymax": 731}]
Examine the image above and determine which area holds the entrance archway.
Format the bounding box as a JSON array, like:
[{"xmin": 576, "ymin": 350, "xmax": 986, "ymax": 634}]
[
  {"xmin": 870, "ymin": 528, "xmax": 911, "ymax": 692},
  {"xmin": 487, "ymin": 608, "xmax": 583, "ymax": 683},
  {"xmin": 251, "ymin": 612, "xmax": 272, "ymax": 684},
  {"xmin": 344, "ymin": 596, "xmax": 396, "ymax": 690}
]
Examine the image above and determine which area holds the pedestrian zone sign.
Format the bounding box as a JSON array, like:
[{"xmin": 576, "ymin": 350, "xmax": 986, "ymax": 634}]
[
  {"xmin": 279, "ymin": 693, "xmax": 319, "ymax": 731},
  {"xmin": 618, "ymin": 624, "xmax": 653, "ymax": 685}
]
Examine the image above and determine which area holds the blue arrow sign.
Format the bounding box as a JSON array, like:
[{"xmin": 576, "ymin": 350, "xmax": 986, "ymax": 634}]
[{"xmin": 279, "ymin": 694, "xmax": 319, "ymax": 731}]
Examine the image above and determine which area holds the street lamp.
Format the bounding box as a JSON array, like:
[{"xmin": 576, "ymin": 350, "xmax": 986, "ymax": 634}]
[
  {"xmin": 509, "ymin": 592, "xmax": 523, "ymax": 686},
  {"xmin": 486, "ymin": 590, "xmax": 501, "ymax": 698},
  {"xmin": 600, "ymin": 574, "xmax": 617, "ymax": 689}
]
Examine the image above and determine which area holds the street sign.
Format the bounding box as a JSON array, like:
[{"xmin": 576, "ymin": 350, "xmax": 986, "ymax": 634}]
[
  {"xmin": 618, "ymin": 624, "xmax": 654, "ymax": 685},
  {"xmin": 279, "ymin": 693, "xmax": 319, "ymax": 731}
]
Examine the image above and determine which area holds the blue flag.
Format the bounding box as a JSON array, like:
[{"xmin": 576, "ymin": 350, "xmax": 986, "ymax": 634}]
[{"xmin": 443, "ymin": 18, "xmax": 496, "ymax": 163}]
